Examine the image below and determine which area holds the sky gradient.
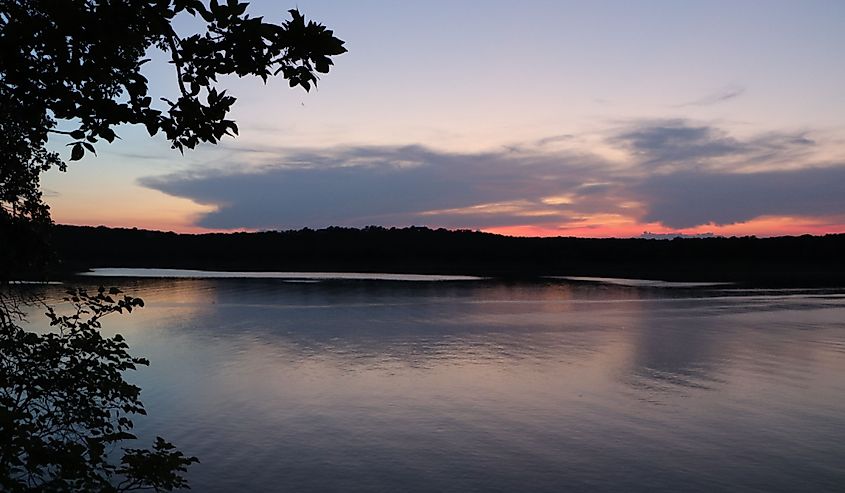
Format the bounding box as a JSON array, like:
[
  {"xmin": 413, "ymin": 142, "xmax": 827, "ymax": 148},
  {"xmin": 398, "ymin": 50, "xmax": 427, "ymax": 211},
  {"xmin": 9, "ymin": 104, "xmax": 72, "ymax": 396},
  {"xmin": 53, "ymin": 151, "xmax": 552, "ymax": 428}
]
[{"xmin": 42, "ymin": 0, "xmax": 845, "ymax": 237}]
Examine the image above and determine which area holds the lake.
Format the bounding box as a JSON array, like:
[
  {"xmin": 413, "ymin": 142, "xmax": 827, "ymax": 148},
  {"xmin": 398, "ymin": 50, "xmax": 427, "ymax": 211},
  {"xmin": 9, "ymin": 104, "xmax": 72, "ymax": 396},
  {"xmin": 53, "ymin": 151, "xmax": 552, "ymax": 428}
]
[{"xmin": 26, "ymin": 270, "xmax": 845, "ymax": 492}]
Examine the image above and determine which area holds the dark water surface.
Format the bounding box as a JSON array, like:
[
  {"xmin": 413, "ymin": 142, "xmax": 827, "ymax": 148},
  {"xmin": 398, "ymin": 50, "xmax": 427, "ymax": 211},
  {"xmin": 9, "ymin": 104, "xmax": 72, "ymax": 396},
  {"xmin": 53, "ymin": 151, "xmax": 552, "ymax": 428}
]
[{"xmin": 30, "ymin": 275, "xmax": 845, "ymax": 492}]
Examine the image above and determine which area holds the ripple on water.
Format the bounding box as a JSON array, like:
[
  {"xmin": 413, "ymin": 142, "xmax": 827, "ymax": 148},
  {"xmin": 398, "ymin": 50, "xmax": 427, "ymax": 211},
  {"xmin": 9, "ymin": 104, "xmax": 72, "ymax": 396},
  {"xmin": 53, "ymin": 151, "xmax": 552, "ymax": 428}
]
[{"xmin": 20, "ymin": 279, "xmax": 845, "ymax": 492}]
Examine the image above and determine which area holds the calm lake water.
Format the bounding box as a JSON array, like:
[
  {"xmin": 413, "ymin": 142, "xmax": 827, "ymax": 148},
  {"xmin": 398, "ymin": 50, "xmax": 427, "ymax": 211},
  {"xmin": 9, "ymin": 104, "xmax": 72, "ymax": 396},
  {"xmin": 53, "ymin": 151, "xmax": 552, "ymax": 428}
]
[{"xmin": 27, "ymin": 271, "xmax": 845, "ymax": 492}]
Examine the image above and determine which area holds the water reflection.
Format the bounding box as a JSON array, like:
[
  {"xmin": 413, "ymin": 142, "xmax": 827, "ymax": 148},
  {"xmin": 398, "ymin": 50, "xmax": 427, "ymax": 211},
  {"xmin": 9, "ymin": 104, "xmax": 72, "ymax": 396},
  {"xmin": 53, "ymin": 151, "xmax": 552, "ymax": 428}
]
[{"xmin": 24, "ymin": 279, "xmax": 845, "ymax": 492}]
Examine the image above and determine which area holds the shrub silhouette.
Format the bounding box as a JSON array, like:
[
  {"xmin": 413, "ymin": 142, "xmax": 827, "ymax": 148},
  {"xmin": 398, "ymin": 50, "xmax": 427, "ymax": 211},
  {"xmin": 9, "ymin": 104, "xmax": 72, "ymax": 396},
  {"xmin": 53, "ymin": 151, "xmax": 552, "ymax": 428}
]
[{"xmin": 0, "ymin": 287, "xmax": 197, "ymax": 491}]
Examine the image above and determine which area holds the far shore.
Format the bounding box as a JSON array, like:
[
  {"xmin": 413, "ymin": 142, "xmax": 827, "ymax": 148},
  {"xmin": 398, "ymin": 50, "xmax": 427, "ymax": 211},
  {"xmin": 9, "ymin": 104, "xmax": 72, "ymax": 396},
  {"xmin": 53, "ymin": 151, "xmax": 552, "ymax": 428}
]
[{"xmin": 31, "ymin": 225, "xmax": 845, "ymax": 288}]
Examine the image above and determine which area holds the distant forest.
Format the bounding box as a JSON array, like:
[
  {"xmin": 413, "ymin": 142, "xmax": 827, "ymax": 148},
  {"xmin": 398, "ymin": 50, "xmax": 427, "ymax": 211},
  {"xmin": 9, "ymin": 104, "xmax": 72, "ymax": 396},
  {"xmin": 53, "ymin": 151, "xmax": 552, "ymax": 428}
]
[{"xmin": 38, "ymin": 225, "xmax": 845, "ymax": 287}]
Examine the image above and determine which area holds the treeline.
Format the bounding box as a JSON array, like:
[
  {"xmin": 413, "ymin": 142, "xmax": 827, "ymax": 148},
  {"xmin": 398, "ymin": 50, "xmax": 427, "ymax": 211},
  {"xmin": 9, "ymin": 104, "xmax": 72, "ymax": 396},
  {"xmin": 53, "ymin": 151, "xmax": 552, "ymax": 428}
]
[{"xmin": 47, "ymin": 225, "xmax": 845, "ymax": 286}]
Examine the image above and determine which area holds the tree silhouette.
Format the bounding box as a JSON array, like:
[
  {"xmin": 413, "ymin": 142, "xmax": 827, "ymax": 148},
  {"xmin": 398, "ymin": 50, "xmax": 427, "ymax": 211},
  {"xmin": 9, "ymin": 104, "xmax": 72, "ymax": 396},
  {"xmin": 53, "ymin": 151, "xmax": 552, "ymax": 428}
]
[
  {"xmin": 1, "ymin": 0, "xmax": 345, "ymax": 248},
  {"xmin": 1, "ymin": 1, "xmax": 345, "ymax": 489}
]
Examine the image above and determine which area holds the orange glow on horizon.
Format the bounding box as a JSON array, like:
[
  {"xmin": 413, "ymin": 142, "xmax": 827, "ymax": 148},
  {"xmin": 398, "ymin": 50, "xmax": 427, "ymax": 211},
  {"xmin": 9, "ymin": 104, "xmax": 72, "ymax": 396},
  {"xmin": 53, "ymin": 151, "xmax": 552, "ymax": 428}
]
[
  {"xmin": 52, "ymin": 214, "xmax": 845, "ymax": 239},
  {"xmin": 485, "ymin": 215, "xmax": 845, "ymax": 238}
]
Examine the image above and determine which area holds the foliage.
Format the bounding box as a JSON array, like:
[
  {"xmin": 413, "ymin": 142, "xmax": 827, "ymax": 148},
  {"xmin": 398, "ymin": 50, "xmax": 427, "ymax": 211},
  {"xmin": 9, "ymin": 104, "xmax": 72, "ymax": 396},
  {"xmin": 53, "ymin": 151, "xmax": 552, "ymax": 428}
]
[
  {"xmin": 0, "ymin": 93, "xmax": 62, "ymax": 280},
  {"xmin": 0, "ymin": 0, "xmax": 346, "ymax": 271},
  {"xmin": 0, "ymin": 287, "xmax": 198, "ymax": 491},
  {"xmin": 0, "ymin": 1, "xmax": 346, "ymax": 489},
  {"xmin": 1, "ymin": 0, "xmax": 346, "ymax": 155}
]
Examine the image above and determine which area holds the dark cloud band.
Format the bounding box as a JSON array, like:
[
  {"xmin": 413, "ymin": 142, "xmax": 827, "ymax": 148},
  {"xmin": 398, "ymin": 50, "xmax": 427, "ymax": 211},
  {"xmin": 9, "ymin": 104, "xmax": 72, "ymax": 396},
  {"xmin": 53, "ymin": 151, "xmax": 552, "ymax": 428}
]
[{"xmin": 139, "ymin": 120, "xmax": 844, "ymax": 232}]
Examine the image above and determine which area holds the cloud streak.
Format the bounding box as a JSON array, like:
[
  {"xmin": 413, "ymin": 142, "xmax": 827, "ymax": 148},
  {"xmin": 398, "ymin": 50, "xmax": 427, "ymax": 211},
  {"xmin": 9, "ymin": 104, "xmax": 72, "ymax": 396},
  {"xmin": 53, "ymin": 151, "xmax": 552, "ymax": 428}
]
[{"xmin": 675, "ymin": 85, "xmax": 746, "ymax": 107}]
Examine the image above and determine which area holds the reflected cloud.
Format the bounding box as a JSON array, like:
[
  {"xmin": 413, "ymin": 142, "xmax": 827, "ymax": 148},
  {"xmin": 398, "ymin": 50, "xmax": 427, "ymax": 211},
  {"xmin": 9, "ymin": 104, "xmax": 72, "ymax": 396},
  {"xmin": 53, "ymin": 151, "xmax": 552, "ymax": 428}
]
[
  {"xmin": 625, "ymin": 320, "xmax": 722, "ymax": 394},
  {"xmin": 67, "ymin": 279, "xmax": 627, "ymax": 371}
]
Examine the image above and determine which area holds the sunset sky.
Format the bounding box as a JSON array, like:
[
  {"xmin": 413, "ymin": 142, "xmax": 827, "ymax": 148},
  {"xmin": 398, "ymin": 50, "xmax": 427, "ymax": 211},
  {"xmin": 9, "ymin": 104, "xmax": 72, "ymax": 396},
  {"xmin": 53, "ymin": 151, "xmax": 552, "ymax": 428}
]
[{"xmin": 42, "ymin": 0, "xmax": 845, "ymax": 237}]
